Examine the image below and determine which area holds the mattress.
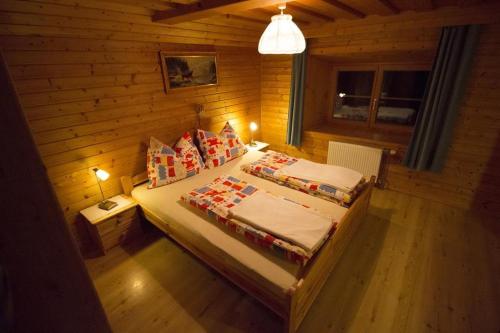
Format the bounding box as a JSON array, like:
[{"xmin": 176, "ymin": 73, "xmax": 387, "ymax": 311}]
[{"xmin": 132, "ymin": 150, "xmax": 347, "ymax": 294}]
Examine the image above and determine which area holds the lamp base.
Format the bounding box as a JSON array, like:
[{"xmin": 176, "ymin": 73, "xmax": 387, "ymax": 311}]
[
  {"xmin": 250, "ymin": 140, "xmax": 257, "ymax": 147},
  {"xmin": 98, "ymin": 200, "xmax": 118, "ymax": 211}
]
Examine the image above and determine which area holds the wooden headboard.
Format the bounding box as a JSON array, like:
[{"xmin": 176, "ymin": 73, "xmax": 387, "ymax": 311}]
[{"xmin": 121, "ymin": 171, "xmax": 148, "ymax": 196}]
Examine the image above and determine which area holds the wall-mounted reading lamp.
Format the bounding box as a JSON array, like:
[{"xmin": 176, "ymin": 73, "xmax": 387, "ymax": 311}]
[{"xmin": 249, "ymin": 122, "xmax": 258, "ymax": 146}]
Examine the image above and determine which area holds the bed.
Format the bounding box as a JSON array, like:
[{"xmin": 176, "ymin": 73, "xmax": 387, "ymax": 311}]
[{"xmin": 121, "ymin": 150, "xmax": 374, "ymax": 333}]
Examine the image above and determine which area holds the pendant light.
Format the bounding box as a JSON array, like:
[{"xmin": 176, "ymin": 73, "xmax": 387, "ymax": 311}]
[{"xmin": 258, "ymin": 4, "xmax": 306, "ymax": 55}]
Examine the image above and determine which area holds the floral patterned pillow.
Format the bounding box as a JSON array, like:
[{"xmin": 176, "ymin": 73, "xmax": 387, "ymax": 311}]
[
  {"xmin": 196, "ymin": 122, "xmax": 247, "ymax": 169},
  {"xmin": 219, "ymin": 122, "xmax": 247, "ymax": 157},
  {"xmin": 173, "ymin": 132, "xmax": 205, "ymax": 175},
  {"xmin": 147, "ymin": 133, "xmax": 205, "ymax": 188},
  {"xmin": 147, "ymin": 144, "xmax": 187, "ymax": 189}
]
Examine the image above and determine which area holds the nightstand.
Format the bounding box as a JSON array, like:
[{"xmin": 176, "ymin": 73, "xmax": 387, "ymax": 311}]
[
  {"xmin": 246, "ymin": 141, "xmax": 270, "ymax": 152},
  {"xmin": 81, "ymin": 194, "xmax": 142, "ymax": 255}
]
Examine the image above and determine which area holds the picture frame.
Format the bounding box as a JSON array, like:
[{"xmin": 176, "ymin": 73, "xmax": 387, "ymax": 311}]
[{"xmin": 159, "ymin": 52, "xmax": 218, "ymax": 92}]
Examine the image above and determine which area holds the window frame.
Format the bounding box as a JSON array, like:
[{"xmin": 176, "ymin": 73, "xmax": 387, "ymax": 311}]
[{"xmin": 330, "ymin": 63, "xmax": 431, "ymax": 133}]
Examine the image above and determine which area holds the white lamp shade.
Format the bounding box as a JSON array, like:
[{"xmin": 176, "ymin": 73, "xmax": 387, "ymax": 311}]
[
  {"xmin": 95, "ymin": 169, "xmax": 110, "ymax": 181},
  {"xmin": 250, "ymin": 122, "xmax": 258, "ymax": 131},
  {"xmin": 258, "ymin": 14, "xmax": 306, "ymax": 55}
]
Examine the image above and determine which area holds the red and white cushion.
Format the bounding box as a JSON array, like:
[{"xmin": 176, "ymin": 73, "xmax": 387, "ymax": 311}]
[
  {"xmin": 196, "ymin": 122, "xmax": 247, "ymax": 169},
  {"xmin": 147, "ymin": 133, "xmax": 205, "ymax": 188},
  {"xmin": 173, "ymin": 132, "xmax": 205, "ymax": 174},
  {"xmin": 219, "ymin": 122, "xmax": 247, "ymax": 156},
  {"xmin": 147, "ymin": 144, "xmax": 187, "ymax": 189}
]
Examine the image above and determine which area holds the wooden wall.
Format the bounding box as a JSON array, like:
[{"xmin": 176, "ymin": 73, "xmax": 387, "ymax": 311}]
[
  {"xmin": 387, "ymin": 24, "xmax": 500, "ymax": 213},
  {"xmin": 261, "ymin": 24, "xmax": 500, "ymax": 215},
  {"xmin": 0, "ymin": 0, "xmax": 261, "ymax": 250},
  {"xmin": 302, "ymin": 56, "xmax": 332, "ymax": 130},
  {"xmin": 261, "ymin": 54, "xmax": 338, "ymax": 163},
  {"xmin": 261, "ymin": 55, "xmax": 292, "ymax": 154}
]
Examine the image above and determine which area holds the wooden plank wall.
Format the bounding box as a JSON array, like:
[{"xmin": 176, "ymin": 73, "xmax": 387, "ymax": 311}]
[
  {"xmin": 261, "ymin": 24, "xmax": 500, "ymax": 214},
  {"xmin": 261, "ymin": 55, "xmax": 293, "ymax": 154},
  {"xmin": 387, "ymin": 24, "xmax": 500, "ymax": 213},
  {"xmin": 0, "ymin": 0, "xmax": 262, "ymax": 250},
  {"xmin": 261, "ymin": 54, "xmax": 327, "ymax": 161},
  {"xmin": 302, "ymin": 56, "xmax": 333, "ymax": 130}
]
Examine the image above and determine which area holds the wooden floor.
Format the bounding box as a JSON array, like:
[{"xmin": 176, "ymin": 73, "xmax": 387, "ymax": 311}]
[{"xmin": 85, "ymin": 189, "xmax": 500, "ymax": 333}]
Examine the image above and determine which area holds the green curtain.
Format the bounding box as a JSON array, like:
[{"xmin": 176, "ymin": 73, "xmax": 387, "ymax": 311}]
[
  {"xmin": 403, "ymin": 25, "xmax": 481, "ymax": 171},
  {"xmin": 286, "ymin": 46, "xmax": 307, "ymax": 146}
]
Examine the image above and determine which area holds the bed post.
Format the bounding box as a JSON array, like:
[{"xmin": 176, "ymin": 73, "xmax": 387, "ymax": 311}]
[
  {"xmin": 284, "ymin": 176, "xmax": 375, "ymax": 332},
  {"xmin": 284, "ymin": 283, "xmax": 300, "ymax": 333},
  {"xmin": 121, "ymin": 176, "xmax": 134, "ymax": 196}
]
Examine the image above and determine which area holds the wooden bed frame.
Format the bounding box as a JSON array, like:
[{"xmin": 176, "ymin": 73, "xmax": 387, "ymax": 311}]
[{"xmin": 121, "ymin": 172, "xmax": 375, "ymax": 333}]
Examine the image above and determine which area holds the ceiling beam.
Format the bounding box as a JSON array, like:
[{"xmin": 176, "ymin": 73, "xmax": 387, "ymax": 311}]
[
  {"xmin": 198, "ymin": 13, "xmax": 268, "ymax": 29},
  {"xmin": 153, "ymin": 0, "xmax": 293, "ymax": 24},
  {"xmin": 378, "ymin": 0, "xmax": 400, "ymax": 14},
  {"xmin": 233, "ymin": 8, "xmax": 275, "ymax": 23},
  {"xmin": 319, "ymin": 0, "xmax": 365, "ymax": 18},
  {"xmin": 228, "ymin": 13, "xmax": 270, "ymax": 24},
  {"xmin": 419, "ymin": 0, "xmax": 434, "ymax": 11},
  {"xmin": 242, "ymin": 7, "xmax": 311, "ymax": 25},
  {"xmin": 302, "ymin": 2, "xmax": 500, "ymax": 38},
  {"xmin": 309, "ymin": 40, "xmax": 438, "ymax": 56},
  {"xmin": 286, "ymin": 4, "xmax": 334, "ymax": 22}
]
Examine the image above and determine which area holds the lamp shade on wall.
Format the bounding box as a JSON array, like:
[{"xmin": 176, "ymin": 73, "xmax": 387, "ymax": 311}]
[
  {"xmin": 250, "ymin": 122, "xmax": 258, "ymax": 132},
  {"xmin": 258, "ymin": 7, "xmax": 306, "ymax": 55},
  {"xmin": 94, "ymin": 169, "xmax": 110, "ymax": 181}
]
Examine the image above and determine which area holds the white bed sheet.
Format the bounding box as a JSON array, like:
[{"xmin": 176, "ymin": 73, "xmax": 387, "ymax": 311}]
[{"xmin": 132, "ymin": 150, "xmax": 348, "ymax": 293}]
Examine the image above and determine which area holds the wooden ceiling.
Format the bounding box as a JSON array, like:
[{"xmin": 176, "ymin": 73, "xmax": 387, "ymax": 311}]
[
  {"xmin": 131, "ymin": 0, "xmax": 496, "ymax": 26},
  {"xmin": 85, "ymin": 0, "xmax": 500, "ymax": 45}
]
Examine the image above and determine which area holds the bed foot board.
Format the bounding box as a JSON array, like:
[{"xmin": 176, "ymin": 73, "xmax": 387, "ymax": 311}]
[
  {"xmin": 283, "ymin": 318, "xmax": 295, "ymax": 333},
  {"xmin": 283, "ymin": 288, "xmax": 299, "ymax": 333},
  {"xmin": 284, "ymin": 177, "xmax": 374, "ymax": 333}
]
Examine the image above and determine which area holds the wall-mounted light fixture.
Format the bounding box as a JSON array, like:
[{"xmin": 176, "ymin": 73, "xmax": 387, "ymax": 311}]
[{"xmin": 249, "ymin": 122, "xmax": 258, "ymax": 146}]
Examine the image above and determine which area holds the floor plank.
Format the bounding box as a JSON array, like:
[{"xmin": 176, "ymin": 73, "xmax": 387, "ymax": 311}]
[{"xmin": 85, "ymin": 189, "xmax": 500, "ymax": 332}]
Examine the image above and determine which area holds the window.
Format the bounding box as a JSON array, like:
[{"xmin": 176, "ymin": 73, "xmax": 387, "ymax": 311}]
[
  {"xmin": 332, "ymin": 65, "xmax": 430, "ymax": 129},
  {"xmin": 334, "ymin": 71, "xmax": 375, "ymax": 122},
  {"xmin": 377, "ymin": 70, "xmax": 429, "ymax": 126}
]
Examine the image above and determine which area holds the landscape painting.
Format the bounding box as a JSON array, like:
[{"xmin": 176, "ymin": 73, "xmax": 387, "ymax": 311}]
[{"xmin": 160, "ymin": 53, "xmax": 218, "ymax": 92}]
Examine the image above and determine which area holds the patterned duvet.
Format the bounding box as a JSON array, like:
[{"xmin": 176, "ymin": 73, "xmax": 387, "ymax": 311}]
[
  {"xmin": 240, "ymin": 151, "xmax": 366, "ymax": 207},
  {"xmin": 181, "ymin": 175, "xmax": 338, "ymax": 266}
]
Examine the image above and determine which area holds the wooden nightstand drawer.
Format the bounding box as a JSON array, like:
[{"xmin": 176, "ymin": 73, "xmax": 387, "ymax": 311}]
[
  {"xmin": 96, "ymin": 208, "xmax": 137, "ymax": 236},
  {"xmin": 81, "ymin": 195, "xmax": 142, "ymax": 255},
  {"xmin": 100, "ymin": 216, "xmax": 141, "ymax": 251}
]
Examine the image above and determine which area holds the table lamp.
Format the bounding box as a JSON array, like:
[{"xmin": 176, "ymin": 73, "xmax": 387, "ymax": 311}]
[
  {"xmin": 93, "ymin": 168, "xmax": 117, "ymax": 211},
  {"xmin": 249, "ymin": 122, "xmax": 258, "ymax": 146}
]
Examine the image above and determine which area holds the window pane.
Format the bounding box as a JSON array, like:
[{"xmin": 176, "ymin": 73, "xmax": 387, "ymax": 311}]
[
  {"xmin": 380, "ymin": 71, "xmax": 429, "ymax": 99},
  {"xmin": 334, "ymin": 97, "xmax": 370, "ymax": 121},
  {"xmin": 377, "ymin": 99, "xmax": 421, "ymax": 125},
  {"xmin": 334, "ymin": 71, "xmax": 374, "ymax": 122},
  {"xmin": 337, "ymin": 71, "xmax": 374, "ymax": 97},
  {"xmin": 377, "ymin": 70, "xmax": 429, "ymax": 126}
]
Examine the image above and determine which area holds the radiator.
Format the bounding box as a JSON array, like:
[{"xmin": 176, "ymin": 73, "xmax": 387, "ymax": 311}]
[{"xmin": 327, "ymin": 141, "xmax": 383, "ymax": 181}]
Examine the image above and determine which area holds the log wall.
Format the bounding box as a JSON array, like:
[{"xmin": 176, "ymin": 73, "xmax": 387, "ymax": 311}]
[{"xmin": 0, "ymin": 0, "xmax": 262, "ymax": 249}]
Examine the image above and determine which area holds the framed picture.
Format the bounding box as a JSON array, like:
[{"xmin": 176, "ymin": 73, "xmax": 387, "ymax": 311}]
[{"xmin": 160, "ymin": 52, "xmax": 218, "ymax": 92}]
